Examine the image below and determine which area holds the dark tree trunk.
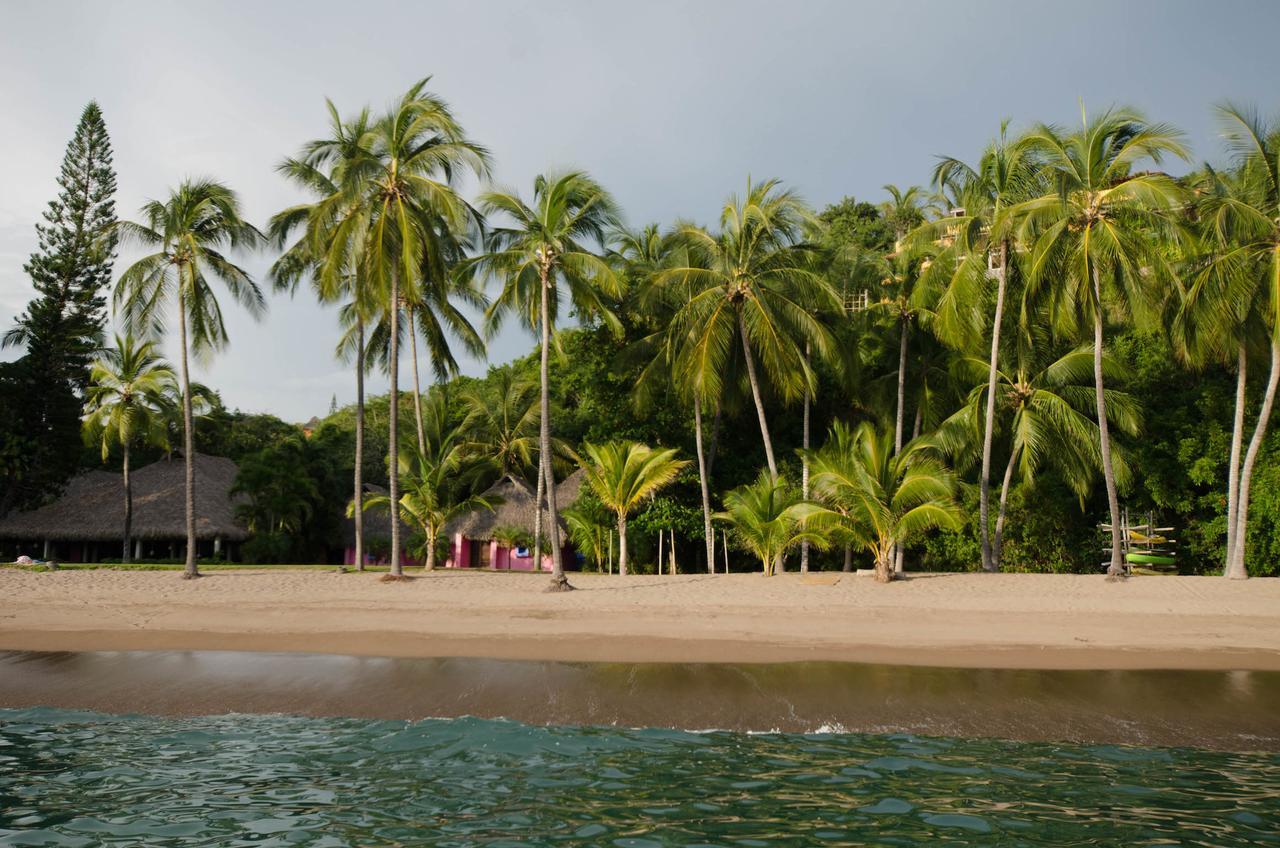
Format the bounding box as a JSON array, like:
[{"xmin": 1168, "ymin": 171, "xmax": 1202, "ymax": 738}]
[
  {"xmin": 389, "ymin": 271, "xmax": 402, "ymax": 577},
  {"xmin": 122, "ymin": 443, "xmax": 131, "ymax": 563},
  {"xmin": 800, "ymin": 341, "xmax": 811, "ymax": 573},
  {"xmin": 177, "ymin": 284, "xmax": 198, "ymax": 579},
  {"xmin": 540, "ymin": 261, "xmax": 570, "ymax": 590},
  {"xmin": 353, "ymin": 316, "xmax": 365, "ymax": 572},
  {"xmin": 738, "ymin": 310, "xmax": 778, "ymax": 480},
  {"xmin": 694, "ymin": 397, "xmax": 714, "ymax": 574},
  {"xmin": 407, "ymin": 302, "xmax": 426, "ymax": 456}
]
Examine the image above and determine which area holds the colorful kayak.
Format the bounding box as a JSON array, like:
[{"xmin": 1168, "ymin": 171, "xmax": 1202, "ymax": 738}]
[{"xmin": 1126, "ymin": 552, "xmax": 1176, "ymax": 566}]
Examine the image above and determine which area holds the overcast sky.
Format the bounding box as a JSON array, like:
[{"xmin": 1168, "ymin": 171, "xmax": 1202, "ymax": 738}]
[{"xmin": 2, "ymin": 0, "xmax": 1277, "ymax": 421}]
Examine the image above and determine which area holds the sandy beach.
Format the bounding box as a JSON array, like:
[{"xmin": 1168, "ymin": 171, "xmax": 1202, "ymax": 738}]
[{"xmin": 1, "ymin": 568, "xmax": 1277, "ymax": 670}]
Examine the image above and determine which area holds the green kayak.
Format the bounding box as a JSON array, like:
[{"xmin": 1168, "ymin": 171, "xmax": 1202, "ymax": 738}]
[{"xmin": 1126, "ymin": 552, "xmax": 1176, "ymax": 566}]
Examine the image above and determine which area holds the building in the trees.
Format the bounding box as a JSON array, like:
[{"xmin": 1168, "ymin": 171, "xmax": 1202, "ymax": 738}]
[
  {"xmin": 0, "ymin": 453, "xmax": 249, "ymax": 562},
  {"xmin": 444, "ymin": 470, "xmax": 584, "ymax": 571}
]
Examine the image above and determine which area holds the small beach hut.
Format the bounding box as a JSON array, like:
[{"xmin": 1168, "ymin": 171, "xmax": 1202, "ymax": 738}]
[
  {"xmin": 444, "ymin": 469, "xmax": 584, "ymax": 571},
  {"xmin": 0, "ymin": 453, "xmax": 250, "ymax": 562}
]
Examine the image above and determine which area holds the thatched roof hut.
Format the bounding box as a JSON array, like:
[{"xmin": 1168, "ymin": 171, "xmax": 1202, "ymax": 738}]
[
  {"xmin": 0, "ymin": 453, "xmax": 249, "ymax": 543},
  {"xmin": 445, "ymin": 469, "xmax": 585, "ymax": 541}
]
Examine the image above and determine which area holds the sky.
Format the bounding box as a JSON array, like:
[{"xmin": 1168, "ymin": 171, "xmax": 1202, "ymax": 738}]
[{"xmin": 1, "ymin": 0, "xmax": 1278, "ymax": 421}]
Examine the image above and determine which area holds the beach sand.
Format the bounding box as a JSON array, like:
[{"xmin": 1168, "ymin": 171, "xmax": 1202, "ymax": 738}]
[{"xmin": 1, "ymin": 569, "xmax": 1277, "ymax": 670}]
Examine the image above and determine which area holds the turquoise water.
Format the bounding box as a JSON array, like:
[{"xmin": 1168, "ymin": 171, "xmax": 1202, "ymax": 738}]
[{"xmin": 2, "ymin": 708, "xmax": 1277, "ymax": 846}]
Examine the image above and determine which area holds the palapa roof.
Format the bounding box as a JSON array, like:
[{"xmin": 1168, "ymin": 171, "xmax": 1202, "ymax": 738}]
[
  {"xmin": 0, "ymin": 453, "xmax": 250, "ymax": 543},
  {"xmin": 445, "ymin": 469, "xmax": 585, "ymax": 541}
]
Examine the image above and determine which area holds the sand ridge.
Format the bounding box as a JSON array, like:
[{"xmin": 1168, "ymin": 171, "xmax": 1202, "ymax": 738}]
[{"xmin": 1, "ymin": 569, "xmax": 1277, "ymax": 669}]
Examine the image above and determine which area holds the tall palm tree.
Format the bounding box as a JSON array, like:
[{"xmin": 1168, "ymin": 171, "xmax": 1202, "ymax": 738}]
[
  {"xmin": 114, "ymin": 179, "xmax": 264, "ymax": 578},
  {"xmin": 1184, "ymin": 104, "xmax": 1280, "ymax": 579},
  {"xmin": 717, "ymin": 471, "xmax": 828, "ymax": 576},
  {"xmin": 659, "ymin": 179, "xmax": 839, "ymax": 482},
  {"xmin": 806, "ymin": 421, "xmax": 961, "ymax": 583},
  {"xmin": 474, "ymin": 171, "xmax": 623, "ymax": 591},
  {"xmin": 82, "ymin": 333, "xmax": 177, "ymax": 562},
  {"xmin": 275, "ymin": 79, "xmax": 489, "ymax": 578},
  {"xmin": 269, "ymin": 104, "xmax": 376, "ymax": 573},
  {"xmin": 1013, "ymin": 106, "xmax": 1188, "ymax": 575},
  {"xmin": 929, "ymin": 122, "xmax": 1040, "ymax": 571},
  {"xmin": 580, "ymin": 440, "xmax": 688, "ymax": 575}
]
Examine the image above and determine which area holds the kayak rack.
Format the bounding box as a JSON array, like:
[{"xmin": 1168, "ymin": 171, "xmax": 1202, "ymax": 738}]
[{"xmin": 1099, "ymin": 507, "xmax": 1178, "ymax": 575}]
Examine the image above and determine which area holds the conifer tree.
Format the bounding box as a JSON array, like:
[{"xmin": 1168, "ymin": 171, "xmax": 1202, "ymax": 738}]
[{"xmin": 0, "ymin": 101, "xmax": 117, "ymax": 514}]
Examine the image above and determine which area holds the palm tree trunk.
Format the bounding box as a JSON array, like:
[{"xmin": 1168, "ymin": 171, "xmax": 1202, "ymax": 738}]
[
  {"xmin": 407, "ymin": 302, "xmax": 426, "ymax": 456},
  {"xmin": 874, "ymin": 546, "xmax": 893, "ymax": 583},
  {"xmin": 694, "ymin": 396, "xmax": 714, "ymax": 574},
  {"xmin": 122, "ymin": 443, "xmax": 131, "ymax": 563},
  {"xmin": 800, "ymin": 342, "xmax": 811, "ymax": 574},
  {"xmin": 1225, "ymin": 342, "xmax": 1247, "ymax": 574},
  {"xmin": 843, "ymin": 542, "xmax": 853, "ymax": 572},
  {"xmin": 540, "ymin": 262, "xmax": 570, "ymax": 590},
  {"xmin": 992, "ymin": 445, "xmax": 1019, "ymax": 567},
  {"xmin": 617, "ymin": 516, "xmax": 628, "ymax": 576},
  {"xmin": 979, "ymin": 242, "xmax": 1009, "ymax": 572},
  {"xmin": 533, "ymin": 449, "xmax": 545, "ymax": 565},
  {"xmin": 895, "ymin": 317, "xmax": 909, "ymax": 453},
  {"xmin": 353, "ymin": 316, "xmax": 365, "ymax": 572},
  {"xmin": 1092, "ymin": 267, "xmax": 1124, "ymax": 577},
  {"xmin": 177, "ymin": 286, "xmax": 198, "ymax": 579},
  {"xmin": 738, "ymin": 310, "xmax": 778, "ymax": 480},
  {"xmin": 706, "ymin": 399, "xmax": 723, "ymax": 478},
  {"xmin": 425, "ymin": 529, "xmax": 437, "ymax": 571},
  {"xmin": 1229, "ymin": 338, "xmax": 1280, "ymax": 579},
  {"xmin": 891, "ymin": 317, "xmax": 909, "ymax": 577},
  {"xmin": 389, "ymin": 272, "xmax": 402, "ymax": 578}
]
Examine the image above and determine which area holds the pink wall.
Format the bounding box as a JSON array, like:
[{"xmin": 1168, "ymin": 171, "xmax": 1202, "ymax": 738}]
[{"xmin": 445, "ymin": 533, "xmax": 564, "ymax": 571}]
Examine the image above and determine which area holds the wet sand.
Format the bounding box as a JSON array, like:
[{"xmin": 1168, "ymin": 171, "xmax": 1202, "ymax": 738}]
[
  {"xmin": 1, "ymin": 569, "xmax": 1278, "ymax": 670},
  {"xmin": 2, "ymin": 650, "xmax": 1277, "ymax": 751}
]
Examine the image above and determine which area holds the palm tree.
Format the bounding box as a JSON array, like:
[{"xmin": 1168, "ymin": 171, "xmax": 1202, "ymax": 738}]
[
  {"xmin": 659, "ymin": 178, "xmax": 839, "ymax": 482},
  {"xmin": 929, "ymin": 123, "xmax": 1040, "ymax": 571},
  {"xmin": 936, "ymin": 336, "xmax": 1141, "ymax": 568},
  {"xmin": 879, "ymin": 184, "xmax": 927, "ymax": 243},
  {"xmin": 275, "ymin": 79, "xmax": 489, "ymax": 578},
  {"xmin": 114, "ymin": 179, "xmax": 264, "ymax": 578},
  {"xmin": 1183, "ymin": 104, "xmax": 1280, "ymax": 579},
  {"xmin": 474, "ymin": 171, "xmax": 622, "ymax": 591},
  {"xmin": 717, "ymin": 471, "xmax": 828, "ymax": 576},
  {"xmin": 1013, "ymin": 106, "xmax": 1188, "ymax": 576},
  {"xmin": 357, "ymin": 390, "xmax": 495, "ymax": 571},
  {"xmin": 82, "ymin": 333, "xmax": 177, "ymax": 562},
  {"xmin": 806, "ymin": 421, "xmax": 961, "ymax": 582},
  {"xmin": 269, "ymin": 103, "xmax": 376, "ymax": 572},
  {"xmin": 461, "ymin": 365, "xmax": 541, "ymax": 478},
  {"xmin": 580, "ymin": 440, "xmax": 688, "ymax": 575}
]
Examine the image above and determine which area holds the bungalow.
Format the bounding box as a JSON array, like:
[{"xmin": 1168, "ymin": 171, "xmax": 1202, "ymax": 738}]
[
  {"xmin": 445, "ymin": 469, "xmax": 584, "ymax": 571},
  {"xmin": 0, "ymin": 453, "xmax": 250, "ymax": 562}
]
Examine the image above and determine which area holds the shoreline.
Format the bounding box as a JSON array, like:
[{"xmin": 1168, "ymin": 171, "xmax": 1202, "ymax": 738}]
[
  {"xmin": 2, "ymin": 569, "xmax": 1279, "ymax": 671},
  {"xmin": 4, "ymin": 628, "xmax": 1280, "ymax": 671}
]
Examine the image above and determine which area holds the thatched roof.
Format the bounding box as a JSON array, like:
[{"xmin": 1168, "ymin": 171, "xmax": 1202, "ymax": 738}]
[
  {"xmin": 445, "ymin": 469, "xmax": 586, "ymax": 541},
  {"xmin": 0, "ymin": 453, "xmax": 250, "ymax": 542}
]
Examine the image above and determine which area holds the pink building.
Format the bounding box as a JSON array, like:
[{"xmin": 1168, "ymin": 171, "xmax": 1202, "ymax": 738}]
[{"xmin": 445, "ymin": 470, "xmax": 584, "ymax": 571}]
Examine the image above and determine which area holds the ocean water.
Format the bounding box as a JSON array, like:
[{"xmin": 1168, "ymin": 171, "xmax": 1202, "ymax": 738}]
[{"xmin": 2, "ymin": 708, "xmax": 1277, "ymax": 846}]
